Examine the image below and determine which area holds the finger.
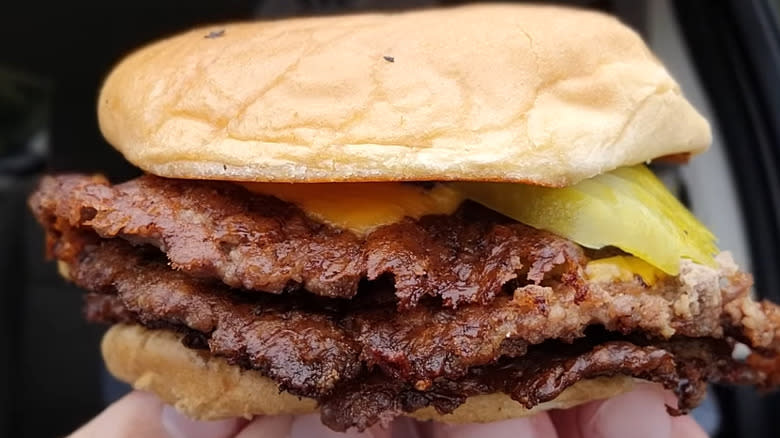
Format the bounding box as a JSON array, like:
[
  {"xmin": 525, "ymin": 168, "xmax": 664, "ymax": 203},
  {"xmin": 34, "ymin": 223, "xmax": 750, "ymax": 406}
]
[
  {"xmin": 161, "ymin": 404, "xmax": 245, "ymax": 438},
  {"xmin": 431, "ymin": 413, "xmax": 559, "ymax": 438},
  {"xmin": 671, "ymin": 415, "xmax": 708, "ymax": 438},
  {"xmin": 550, "ymin": 383, "xmax": 708, "ymax": 438},
  {"xmin": 292, "ymin": 414, "xmax": 393, "ymax": 438},
  {"xmin": 234, "ymin": 415, "xmax": 293, "ymax": 438},
  {"xmin": 391, "ymin": 417, "xmax": 424, "ymax": 438},
  {"xmin": 68, "ymin": 391, "xmax": 167, "ymax": 438}
]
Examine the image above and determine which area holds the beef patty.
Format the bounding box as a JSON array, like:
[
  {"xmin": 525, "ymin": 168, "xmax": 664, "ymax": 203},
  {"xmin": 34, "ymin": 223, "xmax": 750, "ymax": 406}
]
[
  {"xmin": 30, "ymin": 174, "xmax": 588, "ymax": 308},
  {"xmin": 30, "ymin": 175, "xmax": 780, "ymax": 431},
  {"xmin": 59, "ymin": 234, "xmax": 780, "ymax": 430}
]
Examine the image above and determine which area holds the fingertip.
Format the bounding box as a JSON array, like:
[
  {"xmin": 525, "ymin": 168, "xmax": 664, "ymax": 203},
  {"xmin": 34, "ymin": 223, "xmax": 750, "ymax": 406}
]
[
  {"xmin": 432, "ymin": 413, "xmax": 558, "ymax": 438},
  {"xmin": 556, "ymin": 384, "xmax": 708, "ymax": 438},
  {"xmin": 161, "ymin": 405, "xmax": 244, "ymax": 438},
  {"xmin": 585, "ymin": 384, "xmax": 672, "ymax": 438},
  {"xmin": 234, "ymin": 415, "xmax": 293, "ymax": 438},
  {"xmin": 123, "ymin": 390, "xmax": 163, "ymax": 405},
  {"xmin": 391, "ymin": 417, "xmax": 423, "ymax": 438},
  {"xmin": 671, "ymin": 415, "xmax": 709, "ymax": 438},
  {"xmin": 289, "ymin": 414, "xmax": 390, "ymax": 438}
]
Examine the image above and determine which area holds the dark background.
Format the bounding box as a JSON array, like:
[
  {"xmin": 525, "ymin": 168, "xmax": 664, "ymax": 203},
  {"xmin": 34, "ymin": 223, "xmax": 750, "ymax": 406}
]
[{"xmin": 1, "ymin": 1, "xmax": 778, "ymax": 437}]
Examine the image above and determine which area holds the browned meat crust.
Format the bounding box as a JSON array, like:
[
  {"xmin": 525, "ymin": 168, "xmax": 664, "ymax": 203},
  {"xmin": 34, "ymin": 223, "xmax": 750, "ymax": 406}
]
[
  {"xmin": 66, "ymin": 235, "xmax": 778, "ymax": 390},
  {"xmin": 29, "ymin": 174, "xmax": 587, "ymax": 308},
  {"xmin": 64, "ymin": 236, "xmax": 780, "ymax": 430},
  {"xmin": 317, "ymin": 338, "xmax": 760, "ymax": 431},
  {"xmin": 30, "ymin": 174, "xmax": 780, "ymax": 431},
  {"xmin": 30, "ymin": 175, "xmax": 780, "ymax": 352},
  {"xmin": 84, "ymin": 288, "xmax": 771, "ymax": 431}
]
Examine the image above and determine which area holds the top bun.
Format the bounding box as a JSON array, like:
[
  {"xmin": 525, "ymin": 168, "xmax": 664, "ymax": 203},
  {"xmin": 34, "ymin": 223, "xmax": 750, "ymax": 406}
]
[{"xmin": 98, "ymin": 3, "xmax": 710, "ymax": 186}]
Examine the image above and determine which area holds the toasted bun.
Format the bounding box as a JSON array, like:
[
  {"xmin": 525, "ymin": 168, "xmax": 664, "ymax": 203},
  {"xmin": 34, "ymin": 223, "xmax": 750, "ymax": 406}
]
[
  {"xmin": 102, "ymin": 324, "xmax": 634, "ymax": 423},
  {"xmin": 98, "ymin": 3, "xmax": 710, "ymax": 187}
]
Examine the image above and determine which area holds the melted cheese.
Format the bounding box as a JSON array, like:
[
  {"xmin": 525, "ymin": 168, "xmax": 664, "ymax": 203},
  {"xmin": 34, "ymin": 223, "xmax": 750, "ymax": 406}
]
[
  {"xmin": 585, "ymin": 256, "xmax": 665, "ymax": 286},
  {"xmin": 240, "ymin": 182, "xmax": 464, "ymax": 235},
  {"xmin": 238, "ymin": 178, "xmax": 696, "ymax": 281}
]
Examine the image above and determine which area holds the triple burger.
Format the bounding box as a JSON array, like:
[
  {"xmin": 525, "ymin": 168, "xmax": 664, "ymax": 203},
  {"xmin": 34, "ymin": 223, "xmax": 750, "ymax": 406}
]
[{"xmin": 29, "ymin": 3, "xmax": 780, "ymax": 431}]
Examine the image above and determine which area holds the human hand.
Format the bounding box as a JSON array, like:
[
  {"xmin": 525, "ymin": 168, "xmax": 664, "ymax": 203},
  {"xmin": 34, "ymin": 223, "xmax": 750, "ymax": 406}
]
[{"xmin": 68, "ymin": 384, "xmax": 708, "ymax": 438}]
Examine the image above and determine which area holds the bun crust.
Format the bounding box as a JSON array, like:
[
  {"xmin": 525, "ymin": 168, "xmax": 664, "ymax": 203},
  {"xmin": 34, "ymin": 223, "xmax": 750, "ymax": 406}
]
[
  {"xmin": 102, "ymin": 324, "xmax": 635, "ymax": 423},
  {"xmin": 98, "ymin": 3, "xmax": 710, "ymax": 187}
]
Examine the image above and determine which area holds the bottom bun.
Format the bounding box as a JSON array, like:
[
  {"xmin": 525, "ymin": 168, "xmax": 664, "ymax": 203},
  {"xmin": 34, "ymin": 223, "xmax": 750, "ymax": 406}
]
[{"xmin": 102, "ymin": 324, "xmax": 635, "ymax": 424}]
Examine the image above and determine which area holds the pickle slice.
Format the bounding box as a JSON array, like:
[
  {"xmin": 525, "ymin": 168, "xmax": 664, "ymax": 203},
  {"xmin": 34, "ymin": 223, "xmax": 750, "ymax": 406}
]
[{"xmin": 451, "ymin": 165, "xmax": 717, "ymax": 274}]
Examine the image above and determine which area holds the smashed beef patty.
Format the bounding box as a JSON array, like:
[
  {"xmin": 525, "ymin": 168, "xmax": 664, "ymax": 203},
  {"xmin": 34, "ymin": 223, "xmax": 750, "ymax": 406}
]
[
  {"xmin": 54, "ymin": 234, "xmax": 780, "ymax": 430},
  {"xmin": 31, "ymin": 174, "xmax": 589, "ymax": 308},
  {"xmin": 30, "ymin": 175, "xmax": 780, "ymax": 430},
  {"xmin": 63, "ymin": 235, "xmax": 780, "ymax": 390}
]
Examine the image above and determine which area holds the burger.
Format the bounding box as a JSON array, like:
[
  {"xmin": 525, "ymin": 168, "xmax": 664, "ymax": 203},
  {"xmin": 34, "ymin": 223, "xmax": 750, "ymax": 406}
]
[{"xmin": 28, "ymin": 3, "xmax": 780, "ymax": 432}]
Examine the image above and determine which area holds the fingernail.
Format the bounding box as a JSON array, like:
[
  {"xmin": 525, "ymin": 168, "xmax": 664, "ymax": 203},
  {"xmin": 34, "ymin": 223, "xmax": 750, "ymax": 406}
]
[
  {"xmin": 290, "ymin": 414, "xmax": 378, "ymax": 438},
  {"xmin": 161, "ymin": 405, "xmax": 242, "ymax": 438},
  {"xmin": 585, "ymin": 384, "xmax": 672, "ymax": 438}
]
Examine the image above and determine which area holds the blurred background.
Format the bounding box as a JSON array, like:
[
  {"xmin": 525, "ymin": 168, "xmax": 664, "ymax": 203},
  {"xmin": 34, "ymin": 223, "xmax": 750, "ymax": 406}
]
[{"xmin": 1, "ymin": 0, "xmax": 779, "ymax": 436}]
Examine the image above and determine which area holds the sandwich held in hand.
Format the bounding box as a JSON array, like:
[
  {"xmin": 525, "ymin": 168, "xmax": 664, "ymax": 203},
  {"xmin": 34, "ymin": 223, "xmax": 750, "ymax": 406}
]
[{"xmin": 29, "ymin": 3, "xmax": 780, "ymax": 432}]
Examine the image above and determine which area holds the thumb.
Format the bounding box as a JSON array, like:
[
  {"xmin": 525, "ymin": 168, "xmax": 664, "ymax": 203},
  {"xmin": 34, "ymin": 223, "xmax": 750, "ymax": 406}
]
[
  {"xmin": 68, "ymin": 391, "xmax": 169, "ymax": 438},
  {"xmin": 68, "ymin": 391, "xmax": 243, "ymax": 438}
]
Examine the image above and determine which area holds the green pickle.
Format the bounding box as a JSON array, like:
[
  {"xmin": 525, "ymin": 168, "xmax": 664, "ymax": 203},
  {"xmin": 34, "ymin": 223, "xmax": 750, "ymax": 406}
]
[{"xmin": 451, "ymin": 165, "xmax": 718, "ymax": 275}]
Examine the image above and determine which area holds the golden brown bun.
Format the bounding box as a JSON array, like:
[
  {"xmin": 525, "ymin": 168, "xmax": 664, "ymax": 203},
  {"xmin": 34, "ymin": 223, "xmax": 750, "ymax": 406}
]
[
  {"xmin": 98, "ymin": 3, "xmax": 710, "ymax": 187},
  {"xmin": 102, "ymin": 324, "xmax": 634, "ymax": 423}
]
